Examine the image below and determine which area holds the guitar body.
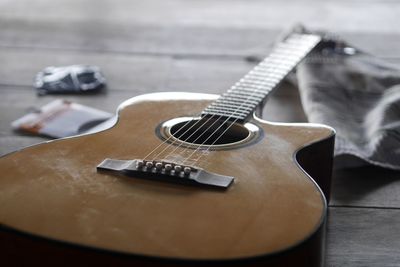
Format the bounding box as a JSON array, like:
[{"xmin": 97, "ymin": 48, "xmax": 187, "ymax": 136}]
[{"xmin": 0, "ymin": 92, "xmax": 334, "ymax": 266}]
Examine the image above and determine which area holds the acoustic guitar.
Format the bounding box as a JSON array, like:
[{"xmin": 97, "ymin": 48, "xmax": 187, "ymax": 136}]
[{"xmin": 0, "ymin": 32, "xmax": 335, "ymax": 266}]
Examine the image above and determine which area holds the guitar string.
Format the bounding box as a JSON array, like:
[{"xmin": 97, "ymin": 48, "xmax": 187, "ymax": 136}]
[
  {"xmin": 144, "ymin": 114, "xmax": 217, "ymax": 161},
  {"xmin": 184, "ymin": 66, "xmax": 306, "ymax": 165},
  {"xmin": 146, "ymin": 61, "xmax": 279, "ymax": 162},
  {"xmin": 144, "ymin": 90, "xmax": 257, "ymax": 162},
  {"xmin": 166, "ymin": 36, "xmax": 318, "ymax": 164},
  {"xmin": 165, "ymin": 34, "xmax": 318, "ymax": 165},
  {"xmin": 143, "ymin": 34, "xmax": 319, "ymax": 166},
  {"xmin": 142, "ymin": 70, "xmax": 272, "ymax": 162},
  {"xmin": 187, "ymin": 38, "xmax": 321, "ymax": 165},
  {"xmin": 179, "ymin": 71, "xmax": 291, "ymax": 164},
  {"xmin": 142, "ymin": 116, "xmax": 209, "ymax": 161},
  {"xmin": 185, "ymin": 36, "xmax": 317, "ymax": 166},
  {"xmin": 159, "ymin": 67, "xmax": 280, "ymax": 163},
  {"xmin": 144, "ymin": 103, "xmax": 251, "ymax": 163},
  {"xmin": 159, "ymin": 116, "xmax": 221, "ymax": 161},
  {"xmin": 158, "ymin": 84, "xmax": 268, "ymax": 161},
  {"xmin": 180, "ymin": 71, "xmax": 278, "ymax": 165},
  {"xmin": 181, "ymin": 36, "xmax": 321, "ymax": 166}
]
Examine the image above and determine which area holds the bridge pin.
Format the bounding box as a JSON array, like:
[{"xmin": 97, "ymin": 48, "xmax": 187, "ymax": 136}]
[
  {"xmin": 174, "ymin": 165, "xmax": 182, "ymax": 172},
  {"xmin": 136, "ymin": 160, "xmax": 144, "ymax": 168},
  {"xmin": 164, "ymin": 164, "xmax": 172, "ymax": 172},
  {"xmin": 145, "ymin": 161, "xmax": 153, "ymax": 169},
  {"xmin": 183, "ymin": 167, "xmax": 191, "ymax": 175},
  {"xmin": 155, "ymin": 162, "xmax": 163, "ymax": 170}
]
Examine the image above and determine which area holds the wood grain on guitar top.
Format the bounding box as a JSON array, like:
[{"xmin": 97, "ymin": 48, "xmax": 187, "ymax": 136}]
[{"xmin": 0, "ymin": 92, "xmax": 334, "ymax": 265}]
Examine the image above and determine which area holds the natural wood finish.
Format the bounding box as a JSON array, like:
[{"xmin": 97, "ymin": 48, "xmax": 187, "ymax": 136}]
[{"xmin": 0, "ymin": 92, "xmax": 333, "ymax": 265}]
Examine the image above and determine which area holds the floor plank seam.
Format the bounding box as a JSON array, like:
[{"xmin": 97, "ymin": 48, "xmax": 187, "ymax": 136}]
[
  {"xmin": 0, "ymin": 83, "xmax": 151, "ymax": 93},
  {"xmin": 0, "ymin": 43, "xmax": 251, "ymax": 61},
  {"xmin": 329, "ymin": 204, "xmax": 400, "ymax": 210}
]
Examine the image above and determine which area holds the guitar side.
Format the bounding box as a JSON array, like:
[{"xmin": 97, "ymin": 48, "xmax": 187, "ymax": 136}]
[{"xmin": 0, "ymin": 92, "xmax": 334, "ymax": 266}]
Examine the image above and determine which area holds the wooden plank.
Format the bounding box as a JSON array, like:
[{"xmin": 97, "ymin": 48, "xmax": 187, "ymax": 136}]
[
  {"xmin": 331, "ymin": 166, "xmax": 400, "ymax": 208},
  {"xmin": 2, "ymin": 19, "xmax": 400, "ymax": 58},
  {"xmin": 0, "ymin": 21, "xmax": 278, "ymax": 57},
  {"xmin": 1, "ymin": 0, "xmax": 400, "ymax": 34},
  {"xmin": 0, "ymin": 47, "xmax": 250, "ymax": 90},
  {"xmin": 326, "ymin": 207, "xmax": 400, "ymax": 267},
  {"xmin": 1, "ymin": 0, "xmax": 400, "ymax": 59},
  {"xmin": 0, "ymin": 48, "xmax": 173, "ymax": 91}
]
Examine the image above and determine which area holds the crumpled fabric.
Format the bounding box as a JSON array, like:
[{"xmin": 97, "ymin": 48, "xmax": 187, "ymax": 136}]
[{"xmin": 295, "ymin": 40, "xmax": 400, "ymax": 170}]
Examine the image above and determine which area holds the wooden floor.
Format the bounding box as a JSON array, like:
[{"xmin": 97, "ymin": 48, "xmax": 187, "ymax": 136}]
[{"xmin": 1, "ymin": 0, "xmax": 400, "ymax": 266}]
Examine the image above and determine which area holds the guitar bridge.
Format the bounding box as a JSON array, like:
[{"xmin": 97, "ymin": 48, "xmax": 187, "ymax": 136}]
[{"xmin": 97, "ymin": 158, "xmax": 234, "ymax": 189}]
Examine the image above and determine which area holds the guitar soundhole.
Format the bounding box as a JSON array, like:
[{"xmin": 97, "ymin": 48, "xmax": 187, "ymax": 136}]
[{"xmin": 159, "ymin": 117, "xmax": 260, "ymax": 149}]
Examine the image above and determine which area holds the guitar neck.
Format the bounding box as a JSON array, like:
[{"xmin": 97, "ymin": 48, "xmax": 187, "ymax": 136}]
[{"xmin": 201, "ymin": 33, "xmax": 321, "ymax": 122}]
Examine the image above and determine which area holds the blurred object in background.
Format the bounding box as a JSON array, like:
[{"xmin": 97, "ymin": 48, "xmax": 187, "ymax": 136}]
[
  {"xmin": 11, "ymin": 99, "xmax": 112, "ymax": 138},
  {"xmin": 35, "ymin": 65, "xmax": 106, "ymax": 95}
]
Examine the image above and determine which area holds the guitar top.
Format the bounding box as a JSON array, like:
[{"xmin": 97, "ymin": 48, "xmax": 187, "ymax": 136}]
[{"xmin": 0, "ymin": 33, "xmax": 335, "ymax": 267}]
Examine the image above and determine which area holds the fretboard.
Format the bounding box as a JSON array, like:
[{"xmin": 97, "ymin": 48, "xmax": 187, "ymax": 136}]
[{"xmin": 201, "ymin": 33, "xmax": 321, "ymax": 122}]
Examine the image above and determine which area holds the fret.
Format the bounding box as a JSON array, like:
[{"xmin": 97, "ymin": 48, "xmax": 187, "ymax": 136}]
[
  {"xmin": 231, "ymin": 82, "xmax": 277, "ymax": 96},
  {"xmin": 227, "ymin": 91, "xmax": 266, "ymax": 100},
  {"xmin": 276, "ymin": 39, "xmax": 318, "ymax": 49},
  {"xmin": 286, "ymin": 34, "xmax": 319, "ymax": 43},
  {"xmin": 231, "ymin": 87, "xmax": 272, "ymax": 98},
  {"xmin": 267, "ymin": 53, "xmax": 304, "ymax": 63},
  {"xmin": 253, "ymin": 63, "xmax": 292, "ymax": 72},
  {"xmin": 227, "ymin": 91, "xmax": 265, "ymax": 100},
  {"xmin": 208, "ymin": 102, "xmax": 255, "ymax": 110},
  {"xmin": 201, "ymin": 33, "xmax": 321, "ymax": 122},
  {"xmin": 237, "ymin": 79, "xmax": 276, "ymax": 87},
  {"xmin": 220, "ymin": 94, "xmax": 263, "ymax": 103},
  {"xmin": 214, "ymin": 99, "xmax": 256, "ymax": 108},
  {"xmin": 262, "ymin": 56, "xmax": 293, "ymax": 64},
  {"xmin": 216, "ymin": 98, "xmax": 259, "ymax": 107},
  {"xmin": 250, "ymin": 65, "xmax": 289, "ymax": 73},
  {"xmin": 241, "ymin": 78, "xmax": 279, "ymax": 89},
  {"xmin": 254, "ymin": 61, "xmax": 293, "ymax": 70},
  {"xmin": 232, "ymin": 82, "xmax": 273, "ymax": 89},
  {"xmin": 204, "ymin": 107, "xmax": 253, "ymax": 116},
  {"xmin": 202, "ymin": 112, "xmax": 245, "ymax": 121},
  {"xmin": 270, "ymin": 47, "xmax": 311, "ymax": 56},
  {"xmin": 286, "ymin": 39, "xmax": 319, "ymax": 48},
  {"xmin": 248, "ymin": 61, "xmax": 292, "ymax": 72},
  {"xmin": 208, "ymin": 109, "xmax": 257, "ymax": 119},
  {"xmin": 244, "ymin": 71, "xmax": 282, "ymax": 80},
  {"xmin": 259, "ymin": 59, "xmax": 297, "ymax": 69},
  {"xmin": 274, "ymin": 43, "xmax": 314, "ymax": 52},
  {"xmin": 207, "ymin": 100, "xmax": 255, "ymax": 110},
  {"xmin": 229, "ymin": 86, "xmax": 273, "ymax": 95},
  {"xmin": 248, "ymin": 71, "xmax": 284, "ymax": 79},
  {"xmin": 273, "ymin": 42, "xmax": 314, "ymax": 52},
  {"xmin": 271, "ymin": 48, "xmax": 310, "ymax": 58}
]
